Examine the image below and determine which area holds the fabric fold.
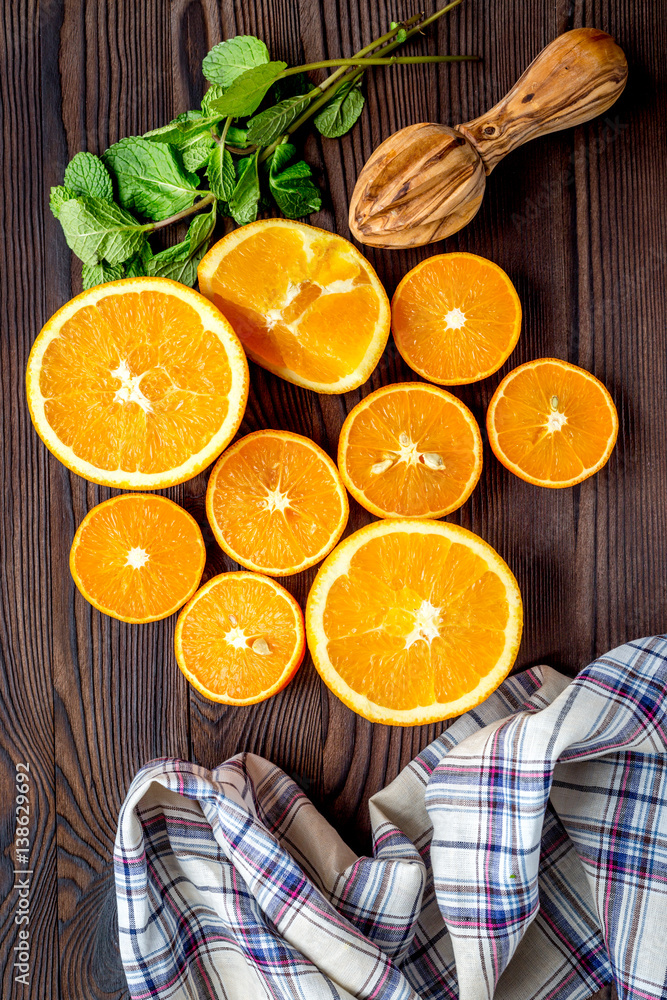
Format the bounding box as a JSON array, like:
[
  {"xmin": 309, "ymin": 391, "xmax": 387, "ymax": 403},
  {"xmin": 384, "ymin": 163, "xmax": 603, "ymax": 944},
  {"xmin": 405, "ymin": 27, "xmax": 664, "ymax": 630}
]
[{"xmin": 116, "ymin": 636, "xmax": 667, "ymax": 1000}]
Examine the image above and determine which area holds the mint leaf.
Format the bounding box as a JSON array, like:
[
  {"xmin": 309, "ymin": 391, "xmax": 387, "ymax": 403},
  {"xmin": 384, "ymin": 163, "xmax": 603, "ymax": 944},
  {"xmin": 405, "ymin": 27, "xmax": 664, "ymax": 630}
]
[
  {"xmin": 269, "ymin": 144, "xmax": 321, "ymax": 218},
  {"xmin": 64, "ymin": 152, "xmax": 114, "ymax": 200},
  {"xmin": 57, "ymin": 196, "xmax": 147, "ymax": 266},
  {"xmin": 209, "ymin": 62, "xmax": 287, "ymax": 118},
  {"xmin": 314, "ymin": 77, "xmax": 365, "ymax": 138},
  {"xmin": 201, "ymin": 84, "xmax": 226, "ymax": 115},
  {"xmin": 81, "ymin": 261, "xmax": 124, "ymax": 289},
  {"xmin": 143, "ymin": 110, "xmax": 219, "ymax": 147},
  {"xmin": 228, "ymin": 151, "xmax": 260, "ymax": 225},
  {"xmin": 246, "ymin": 95, "xmax": 311, "ymax": 145},
  {"xmin": 124, "ymin": 243, "xmax": 153, "ymax": 278},
  {"xmin": 146, "ymin": 207, "xmax": 216, "ymax": 286},
  {"xmin": 202, "ymin": 35, "xmax": 269, "ymax": 88},
  {"xmin": 226, "ymin": 126, "xmax": 249, "ymax": 149},
  {"xmin": 206, "ymin": 143, "xmax": 235, "ymax": 201},
  {"xmin": 50, "ymin": 185, "xmax": 75, "ymax": 217},
  {"xmin": 103, "ymin": 137, "xmax": 200, "ymax": 221},
  {"xmin": 272, "ymin": 72, "xmax": 311, "ymax": 102},
  {"xmin": 181, "ymin": 133, "xmax": 217, "ymax": 172}
]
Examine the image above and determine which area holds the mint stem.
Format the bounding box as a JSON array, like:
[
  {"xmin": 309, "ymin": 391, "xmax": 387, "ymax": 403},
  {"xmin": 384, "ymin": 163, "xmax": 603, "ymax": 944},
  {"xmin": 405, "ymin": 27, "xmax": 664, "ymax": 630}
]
[
  {"xmin": 147, "ymin": 192, "xmax": 215, "ymax": 231},
  {"xmin": 281, "ymin": 54, "xmax": 477, "ymax": 76}
]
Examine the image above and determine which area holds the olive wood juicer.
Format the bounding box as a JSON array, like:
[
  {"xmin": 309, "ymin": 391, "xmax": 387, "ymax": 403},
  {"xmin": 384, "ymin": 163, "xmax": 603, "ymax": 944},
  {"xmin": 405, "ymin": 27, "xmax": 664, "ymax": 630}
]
[{"xmin": 348, "ymin": 28, "xmax": 628, "ymax": 248}]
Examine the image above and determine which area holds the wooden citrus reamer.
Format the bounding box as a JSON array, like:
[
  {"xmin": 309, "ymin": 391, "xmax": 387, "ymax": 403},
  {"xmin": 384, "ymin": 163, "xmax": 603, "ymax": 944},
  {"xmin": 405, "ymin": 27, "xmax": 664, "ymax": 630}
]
[{"xmin": 348, "ymin": 28, "xmax": 628, "ymax": 248}]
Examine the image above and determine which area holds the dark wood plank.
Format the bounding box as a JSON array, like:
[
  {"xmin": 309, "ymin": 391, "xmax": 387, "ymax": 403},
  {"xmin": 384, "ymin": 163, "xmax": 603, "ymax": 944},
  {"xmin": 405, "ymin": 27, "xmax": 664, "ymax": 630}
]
[
  {"xmin": 1, "ymin": 0, "xmax": 665, "ymax": 996},
  {"xmin": 0, "ymin": 2, "xmax": 60, "ymax": 997}
]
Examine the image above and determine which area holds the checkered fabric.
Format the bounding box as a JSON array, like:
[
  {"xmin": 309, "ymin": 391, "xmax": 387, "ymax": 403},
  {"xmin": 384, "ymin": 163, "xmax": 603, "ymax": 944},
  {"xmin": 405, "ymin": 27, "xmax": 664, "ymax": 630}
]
[{"xmin": 115, "ymin": 636, "xmax": 667, "ymax": 1000}]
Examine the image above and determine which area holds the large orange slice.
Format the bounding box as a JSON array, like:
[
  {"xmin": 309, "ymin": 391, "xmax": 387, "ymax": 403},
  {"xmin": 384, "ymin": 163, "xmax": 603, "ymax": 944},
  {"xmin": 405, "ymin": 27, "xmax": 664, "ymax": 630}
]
[
  {"xmin": 338, "ymin": 382, "xmax": 483, "ymax": 519},
  {"xmin": 206, "ymin": 429, "xmax": 349, "ymax": 576},
  {"xmin": 487, "ymin": 358, "xmax": 619, "ymax": 488},
  {"xmin": 391, "ymin": 253, "xmax": 522, "ymax": 385},
  {"xmin": 26, "ymin": 277, "xmax": 248, "ymax": 489},
  {"xmin": 306, "ymin": 520, "xmax": 523, "ymax": 726},
  {"xmin": 198, "ymin": 219, "xmax": 390, "ymax": 393},
  {"xmin": 70, "ymin": 494, "xmax": 205, "ymax": 623},
  {"xmin": 175, "ymin": 572, "xmax": 305, "ymax": 704}
]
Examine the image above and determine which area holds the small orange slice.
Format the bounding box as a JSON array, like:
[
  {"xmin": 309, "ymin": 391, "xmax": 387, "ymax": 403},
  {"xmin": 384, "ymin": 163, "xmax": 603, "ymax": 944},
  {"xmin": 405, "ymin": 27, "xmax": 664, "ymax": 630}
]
[
  {"xmin": 26, "ymin": 277, "xmax": 248, "ymax": 489},
  {"xmin": 338, "ymin": 382, "xmax": 483, "ymax": 518},
  {"xmin": 391, "ymin": 253, "xmax": 522, "ymax": 385},
  {"xmin": 486, "ymin": 358, "xmax": 619, "ymax": 488},
  {"xmin": 175, "ymin": 572, "xmax": 305, "ymax": 704},
  {"xmin": 206, "ymin": 429, "xmax": 349, "ymax": 576},
  {"xmin": 198, "ymin": 219, "xmax": 390, "ymax": 393},
  {"xmin": 70, "ymin": 494, "xmax": 205, "ymax": 623},
  {"xmin": 306, "ymin": 519, "xmax": 523, "ymax": 726}
]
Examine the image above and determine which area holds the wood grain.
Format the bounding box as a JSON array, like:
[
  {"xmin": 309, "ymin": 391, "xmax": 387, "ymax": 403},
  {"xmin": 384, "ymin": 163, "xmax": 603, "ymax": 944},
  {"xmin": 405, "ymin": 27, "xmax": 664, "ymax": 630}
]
[{"xmin": 0, "ymin": 0, "xmax": 665, "ymax": 997}]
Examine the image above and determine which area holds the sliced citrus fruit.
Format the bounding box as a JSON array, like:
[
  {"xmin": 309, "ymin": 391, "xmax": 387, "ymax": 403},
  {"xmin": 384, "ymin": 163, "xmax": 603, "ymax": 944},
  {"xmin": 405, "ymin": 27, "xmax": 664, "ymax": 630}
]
[
  {"xmin": 391, "ymin": 252, "xmax": 522, "ymax": 385},
  {"xmin": 486, "ymin": 358, "xmax": 618, "ymax": 488},
  {"xmin": 175, "ymin": 572, "xmax": 305, "ymax": 704},
  {"xmin": 198, "ymin": 219, "xmax": 391, "ymax": 393},
  {"xmin": 306, "ymin": 519, "xmax": 522, "ymax": 726},
  {"xmin": 207, "ymin": 429, "xmax": 349, "ymax": 576},
  {"xmin": 70, "ymin": 494, "xmax": 205, "ymax": 623},
  {"xmin": 338, "ymin": 382, "xmax": 483, "ymax": 519},
  {"xmin": 26, "ymin": 277, "xmax": 249, "ymax": 489}
]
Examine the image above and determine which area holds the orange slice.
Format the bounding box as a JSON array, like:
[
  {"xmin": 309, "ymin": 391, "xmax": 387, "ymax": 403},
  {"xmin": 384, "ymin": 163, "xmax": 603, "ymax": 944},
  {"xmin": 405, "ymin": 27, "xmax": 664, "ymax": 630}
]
[
  {"xmin": 306, "ymin": 520, "xmax": 523, "ymax": 726},
  {"xmin": 338, "ymin": 382, "xmax": 483, "ymax": 519},
  {"xmin": 391, "ymin": 252, "xmax": 522, "ymax": 385},
  {"xmin": 175, "ymin": 572, "xmax": 305, "ymax": 704},
  {"xmin": 198, "ymin": 219, "xmax": 390, "ymax": 393},
  {"xmin": 70, "ymin": 494, "xmax": 205, "ymax": 623},
  {"xmin": 486, "ymin": 358, "xmax": 619, "ymax": 488},
  {"xmin": 206, "ymin": 429, "xmax": 349, "ymax": 576},
  {"xmin": 26, "ymin": 277, "xmax": 249, "ymax": 489}
]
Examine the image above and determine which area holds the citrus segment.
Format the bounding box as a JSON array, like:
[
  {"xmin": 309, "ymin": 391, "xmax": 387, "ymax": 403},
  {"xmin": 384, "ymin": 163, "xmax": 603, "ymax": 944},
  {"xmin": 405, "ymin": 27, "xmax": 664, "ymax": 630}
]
[
  {"xmin": 206, "ymin": 429, "xmax": 349, "ymax": 576},
  {"xmin": 198, "ymin": 219, "xmax": 391, "ymax": 393},
  {"xmin": 306, "ymin": 520, "xmax": 523, "ymax": 726},
  {"xmin": 26, "ymin": 277, "xmax": 248, "ymax": 489},
  {"xmin": 175, "ymin": 572, "xmax": 305, "ymax": 704},
  {"xmin": 486, "ymin": 358, "xmax": 618, "ymax": 487},
  {"xmin": 70, "ymin": 494, "xmax": 205, "ymax": 623},
  {"xmin": 391, "ymin": 253, "xmax": 522, "ymax": 385},
  {"xmin": 338, "ymin": 382, "xmax": 483, "ymax": 518}
]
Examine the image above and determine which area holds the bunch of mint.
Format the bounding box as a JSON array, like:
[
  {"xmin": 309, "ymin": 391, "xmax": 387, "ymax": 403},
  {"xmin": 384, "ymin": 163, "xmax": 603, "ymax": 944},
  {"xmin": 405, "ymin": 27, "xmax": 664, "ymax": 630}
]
[{"xmin": 50, "ymin": 4, "xmax": 473, "ymax": 290}]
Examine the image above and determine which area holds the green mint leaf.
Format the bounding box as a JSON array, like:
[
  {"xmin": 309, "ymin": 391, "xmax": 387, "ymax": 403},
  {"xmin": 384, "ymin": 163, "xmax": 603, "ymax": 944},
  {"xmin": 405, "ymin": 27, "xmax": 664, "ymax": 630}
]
[
  {"xmin": 50, "ymin": 185, "xmax": 75, "ymax": 217},
  {"xmin": 395, "ymin": 27, "xmax": 407, "ymax": 42},
  {"xmin": 201, "ymin": 84, "xmax": 226, "ymax": 115},
  {"xmin": 81, "ymin": 261, "xmax": 124, "ymax": 289},
  {"xmin": 146, "ymin": 207, "xmax": 216, "ymax": 287},
  {"xmin": 64, "ymin": 152, "xmax": 114, "ymax": 201},
  {"xmin": 269, "ymin": 144, "xmax": 321, "ymax": 218},
  {"xmin": 314, "ymin": 77, "xmax": 365, "ymax": 138},
  {"xmin": 272, "ymin": 72, "xmax": 311, "ymax": 102},
  {"xmin": 228, "ymin": 151, "xmax": 260, "ymax": 225},
  {"xmin": 181, "ymin": 133, "xmax": 217, "ymax": 172},
  {"xmin": 206, "ymin": 143, "xmax": 236, "ymax": 202},
  {"xmin": 246, "ymin": 94, "xmax": 311, "ymax": 145},
  {"xmin": 124, "ymin": 242, "xmax": 154, "ymax": 278},
  {"xmin": 56, "ymin": 196, "xmax": 147, "ymax": 266},
  {"xmin": 143, "ymin": 110, "xmax": 220, "ymax": 148},
  {"xmin": 103, "ymin": 137, "xmax": 200, "ymax": 221},
  {"xmin": 209, "ymin": 62, "xmax": 287, "ymax": 118},
  {"xmin": 202, "ymin": 35, "xmax": 270, "ymax": 88},
  {"xmin": 226, "ymin": 126, "xmax": 249, "ymax": 148}
]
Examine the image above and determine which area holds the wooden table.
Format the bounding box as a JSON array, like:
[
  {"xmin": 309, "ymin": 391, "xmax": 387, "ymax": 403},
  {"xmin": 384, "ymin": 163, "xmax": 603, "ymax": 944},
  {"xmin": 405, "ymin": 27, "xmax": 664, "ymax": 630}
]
[{"xmin": 1, "ymin": 0, "xmax": 662, "ymax": 996}]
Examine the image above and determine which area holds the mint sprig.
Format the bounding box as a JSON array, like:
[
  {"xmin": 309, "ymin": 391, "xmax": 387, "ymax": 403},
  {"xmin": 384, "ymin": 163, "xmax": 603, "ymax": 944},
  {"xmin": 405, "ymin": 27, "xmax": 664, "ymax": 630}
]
[{"xmin": 50, "ymin": 0, "xmax": 475, "ymax": 289}]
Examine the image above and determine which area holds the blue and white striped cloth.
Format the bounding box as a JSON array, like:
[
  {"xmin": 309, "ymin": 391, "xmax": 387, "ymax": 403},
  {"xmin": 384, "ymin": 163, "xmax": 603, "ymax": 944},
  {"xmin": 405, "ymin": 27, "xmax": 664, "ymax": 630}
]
[{"xmin": 115, "ymin": 636, "xmax": 667, "ymax": 1000}]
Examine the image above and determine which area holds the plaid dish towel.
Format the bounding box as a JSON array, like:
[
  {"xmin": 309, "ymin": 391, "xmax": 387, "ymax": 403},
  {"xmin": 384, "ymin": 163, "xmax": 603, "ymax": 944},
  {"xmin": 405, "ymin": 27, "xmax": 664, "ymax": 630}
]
[{"xmin": 115, "ymin": 635, "xmax": 667, "ymax": 1000}]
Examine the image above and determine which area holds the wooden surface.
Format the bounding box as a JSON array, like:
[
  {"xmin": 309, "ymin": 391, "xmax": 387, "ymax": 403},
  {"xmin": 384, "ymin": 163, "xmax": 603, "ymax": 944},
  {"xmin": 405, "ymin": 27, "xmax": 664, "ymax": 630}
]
[{"xmin": 0, "ymin": 0, "xmax": 664, "ymax": 996}]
